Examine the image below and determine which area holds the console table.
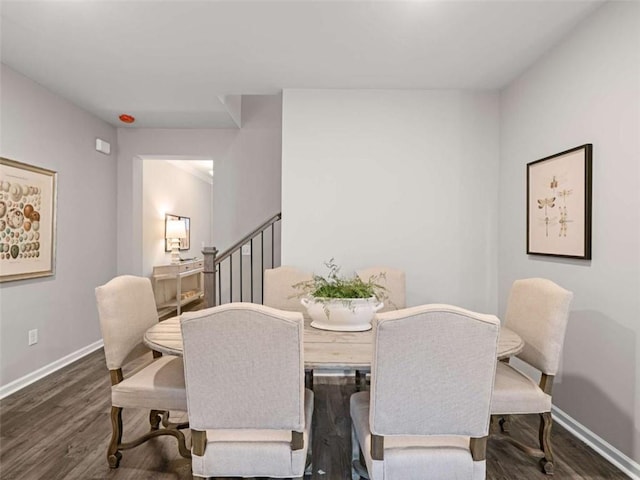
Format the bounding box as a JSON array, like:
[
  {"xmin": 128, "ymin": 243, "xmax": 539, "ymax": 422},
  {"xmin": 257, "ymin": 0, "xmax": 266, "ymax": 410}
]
[{"xmin": 151, "ymin": 259, "xmax": 204, "ymax": 317}]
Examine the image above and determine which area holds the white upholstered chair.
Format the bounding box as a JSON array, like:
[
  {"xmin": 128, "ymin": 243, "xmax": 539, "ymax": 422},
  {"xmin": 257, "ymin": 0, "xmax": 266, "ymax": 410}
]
[
  {"xmin": 356, "ymin": 266, "xmax": 406, "ymax": 313},
  {"xmin": 95, "ymin": 275, "xmax": 189, "ymax": 468},
  {"xmin": 263, "ymin": 265, "xmax": 316, "ymax": 389},
  {"xmin": 351, "ymin": 304, "xmax": 500, "ymax": 480},
  {"xmin": 181, "ymin": 303, "xmax": 314, "ymax": 479},
  {"xmin": 263, "ymin": 265, "xmax": 313, "ymax": 313},
  {"xmin": 354, "ymin": 266, "xmax": 407, "ymax": 389},
  {"xmin": 491, "ymin": 278, "xmax": 573, "ymax": 475}
]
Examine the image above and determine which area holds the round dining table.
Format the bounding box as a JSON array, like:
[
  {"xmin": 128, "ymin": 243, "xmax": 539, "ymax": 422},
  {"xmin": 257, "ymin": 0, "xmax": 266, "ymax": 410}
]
[{"xmin": 144, "ymin": 316, "xmax": 524, "ymax": 370}]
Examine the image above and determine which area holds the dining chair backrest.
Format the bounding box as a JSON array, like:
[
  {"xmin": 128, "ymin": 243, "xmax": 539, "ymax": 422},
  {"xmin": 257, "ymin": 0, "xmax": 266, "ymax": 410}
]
[
  {"xmin": 95, "ymin": 275, "xmax": 159, "ymax": 370},
  {"xmin": 505, "ymin": 278, "xmax": 573, "ymax": 375},
  {"xmin": 370, "ymin": 304, "xmax": 500, "ymax": 437},
  {"xmin": 181, "ymin": 303, "xmax": 305, "ymax": 431},
  {"xmin": 356, "ymin": 266, "xmax": 406, "ymax": 312},
  {"xmin": 263, "ymin": 265, "xmax": 313, "ymax": 313}
]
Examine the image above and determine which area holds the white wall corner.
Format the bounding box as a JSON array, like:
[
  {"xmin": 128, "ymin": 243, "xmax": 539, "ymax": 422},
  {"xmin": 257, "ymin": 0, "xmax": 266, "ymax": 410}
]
[{"xmin": 219, "ymin": 94, "xmax": 242, "ymax": 128}]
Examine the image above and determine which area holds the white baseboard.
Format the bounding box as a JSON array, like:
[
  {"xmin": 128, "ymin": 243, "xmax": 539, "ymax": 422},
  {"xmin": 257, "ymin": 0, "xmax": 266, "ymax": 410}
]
[
  {"xmin": 0, "ymin": 340, "xmax": 104, "ymax": 400},
  {"xmin": 552, "ymin": 405, "xmax": 640, "ymax": 479}
]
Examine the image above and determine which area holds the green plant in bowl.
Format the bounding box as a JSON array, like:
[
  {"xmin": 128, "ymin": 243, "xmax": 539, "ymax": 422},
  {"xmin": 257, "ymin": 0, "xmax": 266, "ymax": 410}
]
[
  {"xmin": 293, "ymin": 259, "xmax": 388, "ymax": 331},
  {"xmin": 293, "ymin": 258, "xmax": 387, "ymax": 302}
]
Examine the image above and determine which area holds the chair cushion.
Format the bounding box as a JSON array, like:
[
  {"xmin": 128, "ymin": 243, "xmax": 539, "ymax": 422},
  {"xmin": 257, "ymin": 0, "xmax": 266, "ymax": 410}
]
[
  {"xmin": 351, "ymin": 391, "xmax": 478, "ymax": 480},
  {"xmin": 191, "ymin": 388, "xmax": 314, "ymax": 478},
  {"xmin": 111, "ymin": 355, "xmax": 187, "ymax": 411},
  {"xmin": 491, "ymin": 362, "xmax": 552, "ymax": 414}
]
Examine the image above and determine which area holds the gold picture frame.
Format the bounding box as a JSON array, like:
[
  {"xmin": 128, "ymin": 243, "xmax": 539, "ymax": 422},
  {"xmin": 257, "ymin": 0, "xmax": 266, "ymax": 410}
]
[{"xmin": 0, "ymin": 157, "xmax": 58, "ymax": 282}]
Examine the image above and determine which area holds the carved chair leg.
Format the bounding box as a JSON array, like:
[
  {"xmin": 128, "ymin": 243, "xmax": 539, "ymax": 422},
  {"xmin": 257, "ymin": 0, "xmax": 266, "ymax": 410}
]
[
  {"xmin": 161, "ymin": 411, "xmax": 189, "ymax": 430},
  {"xmin": 539, "ymin": 412, "xmax": 555, "ymax": 475},
  {"xmin": 109, "ymin": 406, "xmax": 190, "ymax": 467},
  {"xmin": 169, "ymin": 428, "xmax": 191, "ymax": 459},
  {"xmin": 499, "ymin": 415, "xmax": 511, "ymax": 433},
  {"xmin": 149, "ymin": 410, "xmax": 163, "ymax": 430},
  {"xmin": 108, "ymin": 406, "xmax": 123, "ymax": 468}
]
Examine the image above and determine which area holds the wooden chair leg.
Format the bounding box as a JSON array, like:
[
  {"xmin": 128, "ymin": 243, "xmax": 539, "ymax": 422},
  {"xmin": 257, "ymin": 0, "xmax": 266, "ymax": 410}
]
[
  {"xmin": 499, "ymin": 415, "xmax": 511, "ymax": 433},
  {"xmin": 539, "ymin": 412, "xmax": 555, "ymax": 475},
  {"xmin": 149, "ymin": 409, "xmax": 163, "ymax": 430},
  {"xmin": 109, "ymin": 407, "xmax": 191, "ymax": 468},
  {"xmin": 108, "ymin": 406, "xmax": 123, "ymax": 468}
]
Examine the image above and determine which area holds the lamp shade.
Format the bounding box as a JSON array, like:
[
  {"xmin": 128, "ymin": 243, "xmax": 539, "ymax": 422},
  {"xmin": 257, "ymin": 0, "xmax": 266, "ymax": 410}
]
[{"xmin": 166, "ymin": 219, "xmax": 187, "ymax": 239}]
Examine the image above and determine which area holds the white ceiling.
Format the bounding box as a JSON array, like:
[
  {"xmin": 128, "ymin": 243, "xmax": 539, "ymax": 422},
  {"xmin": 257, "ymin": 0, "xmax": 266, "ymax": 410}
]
[{"xmin": 1, "ymin": 0, "xmax": 604, "ymax": 128}]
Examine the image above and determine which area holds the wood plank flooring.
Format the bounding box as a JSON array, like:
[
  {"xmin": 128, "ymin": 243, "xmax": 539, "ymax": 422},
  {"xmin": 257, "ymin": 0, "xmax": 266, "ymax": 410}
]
[{"xmin": 0, "ymin": 349, "xmax": 629, "ymax": 479}]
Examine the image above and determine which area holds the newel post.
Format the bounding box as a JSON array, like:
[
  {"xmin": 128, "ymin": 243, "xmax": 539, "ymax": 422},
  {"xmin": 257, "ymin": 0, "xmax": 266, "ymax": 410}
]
[{"xmin": 202, "ymin": 246, "xmax": 218, "ymax": 308}]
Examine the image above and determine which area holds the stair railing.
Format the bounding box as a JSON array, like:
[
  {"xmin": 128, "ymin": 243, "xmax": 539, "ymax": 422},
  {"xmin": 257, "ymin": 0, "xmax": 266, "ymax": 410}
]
[{"xmin": 202, "ymin": 213, "xmax": 281, "ymax": 307}]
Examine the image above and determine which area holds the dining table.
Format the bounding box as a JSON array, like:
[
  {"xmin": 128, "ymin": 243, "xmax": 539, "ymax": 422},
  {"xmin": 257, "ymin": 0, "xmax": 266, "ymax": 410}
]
[{"xmin": 144, "ymin": 315, "xmax": 524, "ymax": 382}]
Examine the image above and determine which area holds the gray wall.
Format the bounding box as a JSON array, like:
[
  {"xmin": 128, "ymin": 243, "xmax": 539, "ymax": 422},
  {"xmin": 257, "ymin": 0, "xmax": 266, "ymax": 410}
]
[
  {"xmin": 498, "ymin": 1, "xmax": 640, "ymax": 462},
  {"xmin": 117, "ymin": 95, "xmax": 282, "ymax": 275},
  {"xmin": 281, "ymin": 89, "xmax": 500, "ymax": 312},
  {"xmin": 0, "ymin": 65, "xmax": 117, "ymax": 387}
]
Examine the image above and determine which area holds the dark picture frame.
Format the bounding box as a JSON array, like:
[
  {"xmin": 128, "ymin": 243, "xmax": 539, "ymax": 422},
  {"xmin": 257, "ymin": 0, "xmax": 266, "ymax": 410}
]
[
  {"xmin": 527, "ymin": 144, "xmax": 592, "ymax": 259},
  {"xmin": 164, "ymin": 214, "xmax": 190, "ymax": 252}
]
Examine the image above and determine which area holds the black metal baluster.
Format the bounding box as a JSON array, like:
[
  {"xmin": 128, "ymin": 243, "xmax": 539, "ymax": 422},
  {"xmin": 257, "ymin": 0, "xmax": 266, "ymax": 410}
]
[
  {"xmin": 240, "ymin": 247, "xmax": 243, "ymax": 302},
  {"xmin": 261, "ymin": 232, "xmax": 264, "ymax": 303},
  {"xmin": 271, "ymin": 224, "xmax": 275, "ymax": 268},
  {"xmin": 229, "ymin": 255, "xmax": 233, "ymax": 303},
  {"xmin": 250, "ymin": 237, "xmax": 254, "ymax": 302}
]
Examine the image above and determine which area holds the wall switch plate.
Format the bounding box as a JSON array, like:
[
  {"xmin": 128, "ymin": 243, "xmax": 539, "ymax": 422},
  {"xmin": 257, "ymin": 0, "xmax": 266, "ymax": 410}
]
[
  {"xmin": 28, "ymin": 329, "xmax": 38, "ymax": 346},
  {"xmin": 241, "ymin": 244, "xmax": 251, "ymax": 256}
]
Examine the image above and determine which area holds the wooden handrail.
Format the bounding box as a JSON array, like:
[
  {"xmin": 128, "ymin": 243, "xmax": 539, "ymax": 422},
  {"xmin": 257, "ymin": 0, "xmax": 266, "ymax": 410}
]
[{"xmin": 215, "ymin": 213, "xmax": 282, "ymax": 265}]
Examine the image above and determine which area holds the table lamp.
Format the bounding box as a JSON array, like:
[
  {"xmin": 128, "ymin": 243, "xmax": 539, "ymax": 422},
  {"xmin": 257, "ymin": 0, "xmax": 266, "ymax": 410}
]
[{"xmin": 165, "ymin": 219, "xmax": 187, "ymax": 264}]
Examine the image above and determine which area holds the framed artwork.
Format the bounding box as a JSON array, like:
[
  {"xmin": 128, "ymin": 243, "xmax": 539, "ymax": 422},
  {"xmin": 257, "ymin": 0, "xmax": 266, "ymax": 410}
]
[
  {"xmin": 527, "ymin": 144, "xmax": 592, "ymax": 259},
  {"xmin": 164, "ymin": 214, "xmax": 190, "ymax": 251},
  {"xmin": 0, "ymin": 157, "xmax": 58, "ymax": 282}
]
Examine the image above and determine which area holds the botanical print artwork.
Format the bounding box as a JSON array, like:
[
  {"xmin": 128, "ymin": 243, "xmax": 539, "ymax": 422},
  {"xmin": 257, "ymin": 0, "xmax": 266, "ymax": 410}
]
[
  {"xmin": 536, "ymin": 177, "xmax": 574, "ymax": 238},
  {"xmin": 0, "ymin": 158, "xmax": 57, "ymax": 282},
  {"xmin": 527, "ymin": 145, "xmax": 591, "ymax": 259}
]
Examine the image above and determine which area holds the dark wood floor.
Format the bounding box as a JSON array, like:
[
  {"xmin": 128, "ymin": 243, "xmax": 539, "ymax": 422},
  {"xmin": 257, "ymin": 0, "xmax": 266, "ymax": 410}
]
[{"xmin": 0, "ymin": 349, "xmax": 629, "ymax": 479}]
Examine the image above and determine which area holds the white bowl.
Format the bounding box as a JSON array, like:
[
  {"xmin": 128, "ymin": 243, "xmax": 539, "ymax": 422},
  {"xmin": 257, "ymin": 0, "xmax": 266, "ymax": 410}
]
[{"xmin": 301, "ymin": 296, "xmax": 384, "ymax": 332}]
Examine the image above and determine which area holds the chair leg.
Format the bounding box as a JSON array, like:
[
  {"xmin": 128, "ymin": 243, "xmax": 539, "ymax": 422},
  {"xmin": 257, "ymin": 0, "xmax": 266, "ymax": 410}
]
[
  {"xmin": 149, "ymin": 409, "xmax": 163, "ymax": 430},
  {"xmin": 108, "ymin": 407, "xmax": 191, "ymax": 468},
  {"xmin": 108, "ymin": 406, "xmax": 123, "ymax": 468},
  {"xmin": 539, "ymin": 412, "xmax": 555, "ymax": 475},
  {"xmin": 499, "ymin": 415, "xmax": 511, "ymax": 433}
]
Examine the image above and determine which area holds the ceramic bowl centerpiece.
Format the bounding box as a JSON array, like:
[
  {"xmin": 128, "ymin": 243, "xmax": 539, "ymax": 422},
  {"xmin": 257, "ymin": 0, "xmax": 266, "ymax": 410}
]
[{"xmin": 294, "ymin": 259, "xmax": 386, "ymax": 332}]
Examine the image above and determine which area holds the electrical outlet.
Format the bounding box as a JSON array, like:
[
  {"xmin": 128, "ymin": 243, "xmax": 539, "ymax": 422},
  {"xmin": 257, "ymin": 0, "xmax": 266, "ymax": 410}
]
[
  {"xmin": 28, "ymin": 329, "xmax": 38, "ymax": 346},
  {"xmin": 241, "ymin": 244, "xmax": 251, "ymax": 256}
]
